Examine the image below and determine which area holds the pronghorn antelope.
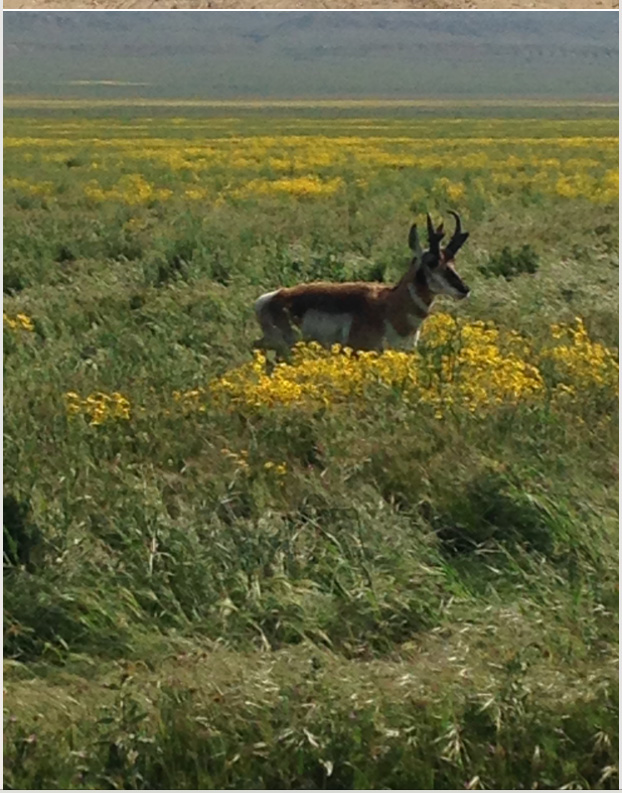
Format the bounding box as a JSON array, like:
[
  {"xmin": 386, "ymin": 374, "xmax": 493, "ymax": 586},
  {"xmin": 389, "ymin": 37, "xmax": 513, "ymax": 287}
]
[{"xmin": 254, "ymin": 212, "xmax": 470, "ymax": 355}]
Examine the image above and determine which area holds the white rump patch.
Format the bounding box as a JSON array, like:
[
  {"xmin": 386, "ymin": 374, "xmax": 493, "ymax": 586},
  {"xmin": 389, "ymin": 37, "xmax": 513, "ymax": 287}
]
[
  {"xmin": 301, "ymin": 310, "xmax": 353, "ymax": 347},
  {"xmin": 254, "ymin": 290, "xmax": 279, "ymax": 316}
]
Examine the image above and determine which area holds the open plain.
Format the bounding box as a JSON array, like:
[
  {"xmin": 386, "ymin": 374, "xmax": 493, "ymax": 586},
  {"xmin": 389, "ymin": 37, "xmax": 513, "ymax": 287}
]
[{"xmin": 3, "ymin": 97, "xmax": 619, "ymax": 788}]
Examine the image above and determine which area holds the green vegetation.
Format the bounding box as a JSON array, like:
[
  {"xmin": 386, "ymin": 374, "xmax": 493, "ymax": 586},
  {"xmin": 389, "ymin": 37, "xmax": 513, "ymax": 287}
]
[
  {"xmin": 478, "ymin": 245, "xmax": 540, "ymax": 281},
  {"xmin": 3, "ymin": 106, "xmax": 618, "ymax": 789}
]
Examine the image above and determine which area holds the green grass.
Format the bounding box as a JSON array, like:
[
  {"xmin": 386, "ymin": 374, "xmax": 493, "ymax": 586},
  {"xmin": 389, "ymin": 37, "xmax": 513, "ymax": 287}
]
[{"xmin": 3, "ymin": 106, "xmax": 619, "ymax": 789}]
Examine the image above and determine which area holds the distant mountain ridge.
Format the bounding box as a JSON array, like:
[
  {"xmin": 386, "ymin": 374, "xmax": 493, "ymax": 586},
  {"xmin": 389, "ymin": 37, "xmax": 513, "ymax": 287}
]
[{"xmin": 4, "ymin": 11, "xmax": 619, "ymax": 100}]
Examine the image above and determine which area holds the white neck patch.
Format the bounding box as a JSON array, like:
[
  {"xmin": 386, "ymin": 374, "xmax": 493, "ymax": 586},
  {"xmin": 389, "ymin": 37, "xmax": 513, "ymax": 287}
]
[{"xmin": 407, "ymin": 284, "xmax": 431, "ymax": 316}]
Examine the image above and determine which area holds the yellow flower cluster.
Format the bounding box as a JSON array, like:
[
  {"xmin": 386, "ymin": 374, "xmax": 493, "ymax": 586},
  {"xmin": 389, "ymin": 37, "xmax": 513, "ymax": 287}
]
[
  {"xmin": 65, "ymin": 391, "xmax": 131, "ymax": 426},
  {"xmin": 6, "ymin": 118, "xmax": 617, "ymax": 209},
  {"xmin": 207, "ymin": 314, "xmax": 616, "ymax": 418},
  {"xmin": 172, "ymin": 387, "xmax": 207, "ymax": 413},
  {"xmin": 221, "ymin": 447, "xmax": 250, "ymax": 472},
  {"xmin": 84, "ymin": 174, "xmax": 172, "ymax": 206},
  {"xmin": 4, "ymin": 177, "xmax": 55, "ymax": 198},
  {"xmin": 264, "ymin": 461, "xmax": 288, "ymax": 476},
  {"xmin": 545, "ymin": 318, "xmax": 619, "ymax": 396},
  {"xmin": 209, "ymin": 314, "xmax": 545, "ymax": 417},
  {"xmin": 425, "ymin": 318, "xmax": 545, "ymax": 414},
  {"xmin": 184, "ymin": 187, "xmax": 210, "ymax": 201},
  {"xmin": 4, "ymin": 312, "xmax": 34, "ymax": 332},
  {"xmin": 232, "ymin": 175, "xmax": 344, "ymax": 199},
  {"xmin": 554, "ymin": 169, "xmax": 619, "ymax": 204},
  {"xmin": 433, "ymin": 177, "xmax": 466, "ymax": 204},
  {"xmin": 220, "ymin": 448, "xmax": 287, "ymax": 477}
]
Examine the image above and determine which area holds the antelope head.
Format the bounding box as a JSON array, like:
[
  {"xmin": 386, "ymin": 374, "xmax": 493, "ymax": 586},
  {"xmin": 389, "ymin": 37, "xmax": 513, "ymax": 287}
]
[{"xmin": 409, "ymin": 211, "xmax": 470, "ymax": 300}]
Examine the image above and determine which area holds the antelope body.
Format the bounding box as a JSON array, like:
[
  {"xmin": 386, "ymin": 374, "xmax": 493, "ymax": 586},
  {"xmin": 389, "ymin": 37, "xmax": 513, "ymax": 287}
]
[{"xmin": 254, "ymin": 212, "xmax": 470, "ymax": 355}]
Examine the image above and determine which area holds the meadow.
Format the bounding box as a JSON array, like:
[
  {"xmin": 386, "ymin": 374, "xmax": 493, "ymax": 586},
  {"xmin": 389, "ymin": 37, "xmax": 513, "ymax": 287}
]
[{"xmin": 3, "ymin": 104, "xmax": 619, "ymax": 789}]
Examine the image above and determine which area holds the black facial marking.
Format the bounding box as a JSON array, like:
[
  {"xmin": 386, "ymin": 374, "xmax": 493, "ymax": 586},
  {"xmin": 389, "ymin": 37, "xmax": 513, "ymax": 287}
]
[{"xmin": 445, "ymin": 268, "xmax": 469, "ymax": 294}]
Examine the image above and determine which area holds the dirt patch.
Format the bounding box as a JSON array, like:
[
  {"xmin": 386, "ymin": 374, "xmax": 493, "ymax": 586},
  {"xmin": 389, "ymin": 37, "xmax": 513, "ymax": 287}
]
[{"xmin": 3, "ymin": 0, "xmax": 618, "ymax": 8}]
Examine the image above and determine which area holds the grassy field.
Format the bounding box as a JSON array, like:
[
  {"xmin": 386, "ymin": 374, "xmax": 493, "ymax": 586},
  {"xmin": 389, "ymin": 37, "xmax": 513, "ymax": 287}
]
[{"xmin": 3, "ymin": 104, "xmax": 619, "ymax": 789}]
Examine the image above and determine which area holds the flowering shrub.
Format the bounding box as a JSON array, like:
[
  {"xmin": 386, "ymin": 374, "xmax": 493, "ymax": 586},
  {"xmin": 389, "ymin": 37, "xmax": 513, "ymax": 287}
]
[{"xmin": 207, "ymin": 314, "xmax": 575, "ymax": 417}]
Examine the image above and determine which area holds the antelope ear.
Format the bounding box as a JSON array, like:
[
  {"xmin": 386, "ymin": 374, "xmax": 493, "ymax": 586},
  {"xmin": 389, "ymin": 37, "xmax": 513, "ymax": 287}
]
[
  {"xmin": 436, "ymin": 223, "xmax": 445, "ymax": 237},
  {"xmin": 408, "ymin": 224, "xmax": 424, "ymax": 269},
  {"xmin": 426, "ymin": 213, "xmax": 436, "ymax": 240},
  {"xmin": 408, "ymin": 223, "xmax": 421, "ymax": 253}
]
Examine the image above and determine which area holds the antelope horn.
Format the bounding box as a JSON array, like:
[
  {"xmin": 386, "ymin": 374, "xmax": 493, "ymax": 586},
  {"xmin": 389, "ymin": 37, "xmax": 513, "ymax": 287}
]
[
  {"xmin": 445, "ymin": 210, "xmax": 469, "ymax": 258},
  {"xmin": 448, "ymin": 210, "xmax": 462, "ymax": 236},
  {"xmin": 426, "ymin": 213, "xmax": 444, "ymax": 257}
]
